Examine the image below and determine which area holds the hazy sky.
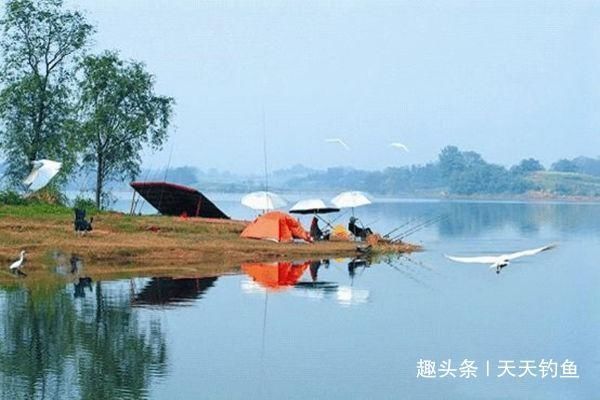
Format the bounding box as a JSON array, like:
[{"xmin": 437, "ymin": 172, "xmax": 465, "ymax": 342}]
[{"xmin": 66, "ymin": 0, "xmax": 600, "ymax": 173}]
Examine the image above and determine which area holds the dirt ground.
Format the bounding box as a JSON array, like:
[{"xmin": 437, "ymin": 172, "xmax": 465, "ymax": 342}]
[{"xmin": 0, "ymin": 208, "xmax": 419, "ymax": 284}]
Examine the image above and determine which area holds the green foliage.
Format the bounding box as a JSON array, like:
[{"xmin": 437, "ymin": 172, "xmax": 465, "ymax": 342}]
[
  {"xmin": 0, "ymin": 187, "xmax": 66, "ymax": 206},
  {"xmin": 0, "ymin": 190, "xmax": 27, "ymax": 205},
  {"xmin": 529, "ymin": 171, "xmax": 600, "ymax": 197},
  {"xmin": 77, "ymin": 51, "xmax": 174, "ymax": 208},
  {"xmin": 510, "ymin": 158, "xmax": 545, "ymax": 175},
  {"xmin": 437, "ymin": 146, "xmax": 533, "ymax": 195},
  {"xmin": 572, "ymin": 156, "xmax": 600, "ymax": 177},
  {"xmin": 549, "ymin": 156, "xmax": 600, "ymax": 177},
  {"xmin": 0, "ymin": 0, "xmax": 94, "ymax": 186},
  {"xmin": 551, "ymin": 159, "xmax": 579, "ymax": 173},
  {"xmin": 72, "ymin": 195, "xmax": 99, "ymax": 212},
  {"xmin": 27, "ymin": 185, "xmax": 68, "ymax": 205}
]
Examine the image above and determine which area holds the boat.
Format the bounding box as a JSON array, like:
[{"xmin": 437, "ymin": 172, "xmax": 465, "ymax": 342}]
[{"xmin": 130, "ymin": 181, "xmax": 229, "ymax": 219}]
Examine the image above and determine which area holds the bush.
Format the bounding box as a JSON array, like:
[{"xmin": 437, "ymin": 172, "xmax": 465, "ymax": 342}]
[
  {"xmin": 0, "ymin": 190, "xmax": 27, "ymax": 205},
  {"xmin": 28, "ymin": 187, "xmax": 68, "ymax": 206},
  {"xmin": 73, "ymin": 195, "xmax": 99, "ymax": 212}
]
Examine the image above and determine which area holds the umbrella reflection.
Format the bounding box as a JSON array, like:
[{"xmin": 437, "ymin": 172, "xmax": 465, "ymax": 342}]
[{"xmin": 336, "ymin": 286, "xmax": 370, "ymax": 306}]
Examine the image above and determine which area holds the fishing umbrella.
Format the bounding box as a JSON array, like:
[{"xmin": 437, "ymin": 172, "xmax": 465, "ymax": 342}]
[
  {"xmin": 331, "ymin": 191, "xmax": 372, "ymax": 216},
  {"xmin": 23, "ymin": 159, "xmax": 62, "ymax": 192},
  {"xmin": 290, "ymin": 198, "xmax": 340, "ymax": 233},
  {"xmin": 241, "ymin": 191, "xmax": 287, "ymax": 211},
  {"xmin": 289, "ymin": 198, "xmax": 340, "ymax": 215}
]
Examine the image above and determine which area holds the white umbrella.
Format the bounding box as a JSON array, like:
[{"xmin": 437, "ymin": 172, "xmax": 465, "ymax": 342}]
[
  {"xmin": 331, "ymin": 191, "xmax": 371, "ymax": 209},
  {"xmin": 289, "ymin": 198, "xmax": 340, "ymax": 215},
  {"xmin": 241, "ymin": 191, "xmax": 287, "ymax": 211},
  {"xmin": 23, "ymin": 159, "xmax": 62, "ymax": 192}
]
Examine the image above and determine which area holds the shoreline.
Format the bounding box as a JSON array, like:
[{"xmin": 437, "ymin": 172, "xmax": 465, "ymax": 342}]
[{"xmin": 0, "ymin": 207, "xmax": 418, "ymax": 284}]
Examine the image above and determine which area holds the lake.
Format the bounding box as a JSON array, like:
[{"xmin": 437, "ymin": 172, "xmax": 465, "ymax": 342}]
[{"xmin": 1, "ymin": 197, "xmax": 598, "ymax": 399}]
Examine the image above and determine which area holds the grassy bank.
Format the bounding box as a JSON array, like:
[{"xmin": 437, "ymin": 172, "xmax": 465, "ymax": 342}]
[{"xmin": 0, "ymin": 203, "xmax": 418, "ymax": 283}]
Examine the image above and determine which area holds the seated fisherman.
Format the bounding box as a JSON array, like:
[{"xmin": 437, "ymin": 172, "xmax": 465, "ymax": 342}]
[
  {"xmin": 348, "ymin": 216, "xmax": 373, "ymax": 240},
  {"xmin": 310, "ymin": 217, "xmax": 330, "ymax": 241},
  {"xmin": 74, "ymin": 208, "xmax": 93, "ymax": 234}
]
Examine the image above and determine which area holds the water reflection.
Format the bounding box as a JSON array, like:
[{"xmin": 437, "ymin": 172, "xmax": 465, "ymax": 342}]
[
  {"xmin": 241, "ymin": 261, "xmax": 310, "ymax": 291},
  {"xmin": 133, "ymin": 277, "xmax": 218, "ymax": 307},
  {"xmin": 438, "ymin": 201, "xmax": 600, "ymax": 237},
  {"xmin": 240, "ymin": 259, "xmax": 377, "ymax": 306},
  {"xmin": 0, "ymin": 282, "xmax": 167, "ymax": 400},
  {"xmin": 73, "ymin": 277, "xmax": 93, "ymax": 298},
  {"xmin": 3, "ymin": 199, "xmax": 592, "ymax": 399}
]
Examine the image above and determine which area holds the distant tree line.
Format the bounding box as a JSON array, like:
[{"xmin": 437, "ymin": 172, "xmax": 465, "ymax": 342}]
[
  {"xmin": 55, "ymin": 146, "xmax": 599, "ymax": 198},
  {"xmin": 289, "ymin": 146, "xmax": 600, "ymax": 196},
  {"xmin": 550, "ymin": 156, "xmax": 600, "ymax": 176},
  {"xmin": 0, "ymin": 0, "xmax": 173, "ymax": 208}
]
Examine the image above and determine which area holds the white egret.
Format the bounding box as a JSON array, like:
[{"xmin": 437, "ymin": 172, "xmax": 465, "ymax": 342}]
[
  {"xmin": 390, "ymin": 142, "xmax": 409, "ymax": 152},
  {"xmin": 9, "ymin": 250, "xmax": 26, "ymax": 272},
  {"xmin": 23, "ymin": 159, "xmax": 62, "ymax": 192},
  {"xmin": 445, "ymin": 244, "xmax": 556, "ymax": 273},
  {"xmin": 325, "ymin": 138, "xmax": 350, "ymax": 151}
]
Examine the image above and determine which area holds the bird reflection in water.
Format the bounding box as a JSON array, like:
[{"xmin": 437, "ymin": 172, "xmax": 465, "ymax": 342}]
[{"xmin": 74, "ymin": 277, "xmax": 93, "ymax": 298}]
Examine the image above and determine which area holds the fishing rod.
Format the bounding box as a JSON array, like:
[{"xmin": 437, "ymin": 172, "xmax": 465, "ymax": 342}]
[
  {"xmin": 382, "ymin": 214, "xmax": 431, "ymax": 239},
  {"xmin": 383, "ymin": 219, "xmax": 414, "ymax": 239},
  {"xmin": 363, "ymin": 218, "xmax": 379, "ymax": 228},
  {"xmin": 384, "ymin": 260, "xmax": 429, "ymax": 288},
  {"xmin": 400, "ymin": 254, "xmax": 438, "ymax": 274},
  {"xmin": 392, "ymin": 214, "xmax": 447, "ymax": 242},
  {"xmin": 329, "ymin": 209, "xmax": 349, "ymax": 225},
  {"xmin": 395, "ymin": 215, "xmax": 445, "ymax": 241},
  {"xmin": 396, "ymin": 214, "xmax": 447, "ymax": 241},
  {"xmin": 383, "ymin": 212, "xmax": 435, "ymax": 238},
  {"xmin": 316, "ymin": 214, "xmax": 335, "ymax": 230},
  {"xmin": 390, "ymin": 216, "xmax": 440, "ymax": 241}
]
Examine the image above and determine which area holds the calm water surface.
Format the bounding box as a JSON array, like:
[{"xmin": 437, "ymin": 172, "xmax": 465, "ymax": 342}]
[{"xmin": 1, "ymin": 198, "xmax": 599, "ymax": 399}]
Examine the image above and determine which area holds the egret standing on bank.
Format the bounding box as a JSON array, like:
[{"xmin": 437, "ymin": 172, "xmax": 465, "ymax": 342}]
[{"xmin": 9, "ymin": 250, "xmax": 26, "ymax": 275}]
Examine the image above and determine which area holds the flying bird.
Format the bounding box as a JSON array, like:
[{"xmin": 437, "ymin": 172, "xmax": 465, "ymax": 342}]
[
  {"xmin": 325, "ymin": 138, "xmax": 350, "ymax": 151},
  {"xmin": 445, "ymin": 244, "xmax": 556, "ymax": 273},
  {"xmin": 9, "ymin": 250, "xmax": 26, "ymax": 275},
  {"xmin": 390, "ymin": 142, "xmax": 409, "ymax": 152},
  {"xmin": 23, "ymin": 159, "xmax": 62, "ymax": 192}
]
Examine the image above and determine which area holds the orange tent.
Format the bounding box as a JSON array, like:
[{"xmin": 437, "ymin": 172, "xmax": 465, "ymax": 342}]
[
  {"xmin": 242, "ymin": 261, "xmax": 310, "ymax": 291},
  {"xmin": 241, "ymin": 211, "xmax": 312, "ymax": 243}
]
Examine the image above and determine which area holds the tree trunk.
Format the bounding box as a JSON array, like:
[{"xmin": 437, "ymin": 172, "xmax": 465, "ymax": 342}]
[{"xmin": 96, "ymin": 155, "xmax": 103, "ymax": 209}]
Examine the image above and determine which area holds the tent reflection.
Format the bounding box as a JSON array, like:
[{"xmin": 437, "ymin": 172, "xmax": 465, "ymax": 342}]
[{"xmin": 241, "ymin": 261, "xmax": 310, "ymax": 291}]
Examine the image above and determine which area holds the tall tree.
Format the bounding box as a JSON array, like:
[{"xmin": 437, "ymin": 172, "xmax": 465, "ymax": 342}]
[
  {"xmin": 0, "ymin": 0, "xmax": 94, "ymax": 186},
  {"xmin": 78, "ymin": 51, "xmax": 174, "ymax": 208}
]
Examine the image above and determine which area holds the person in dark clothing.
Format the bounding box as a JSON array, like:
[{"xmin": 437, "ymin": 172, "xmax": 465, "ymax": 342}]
[
  {"xmin": 74, "ymin": 209, "xmax": 93, "ymax": 234},
  {"xmin": 310, "ymin": 217, "xmax": 330, "ymax": 241},
  {"xmin": 348, "ymin": 216, "xmax": 372, "ymax": 240}
]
